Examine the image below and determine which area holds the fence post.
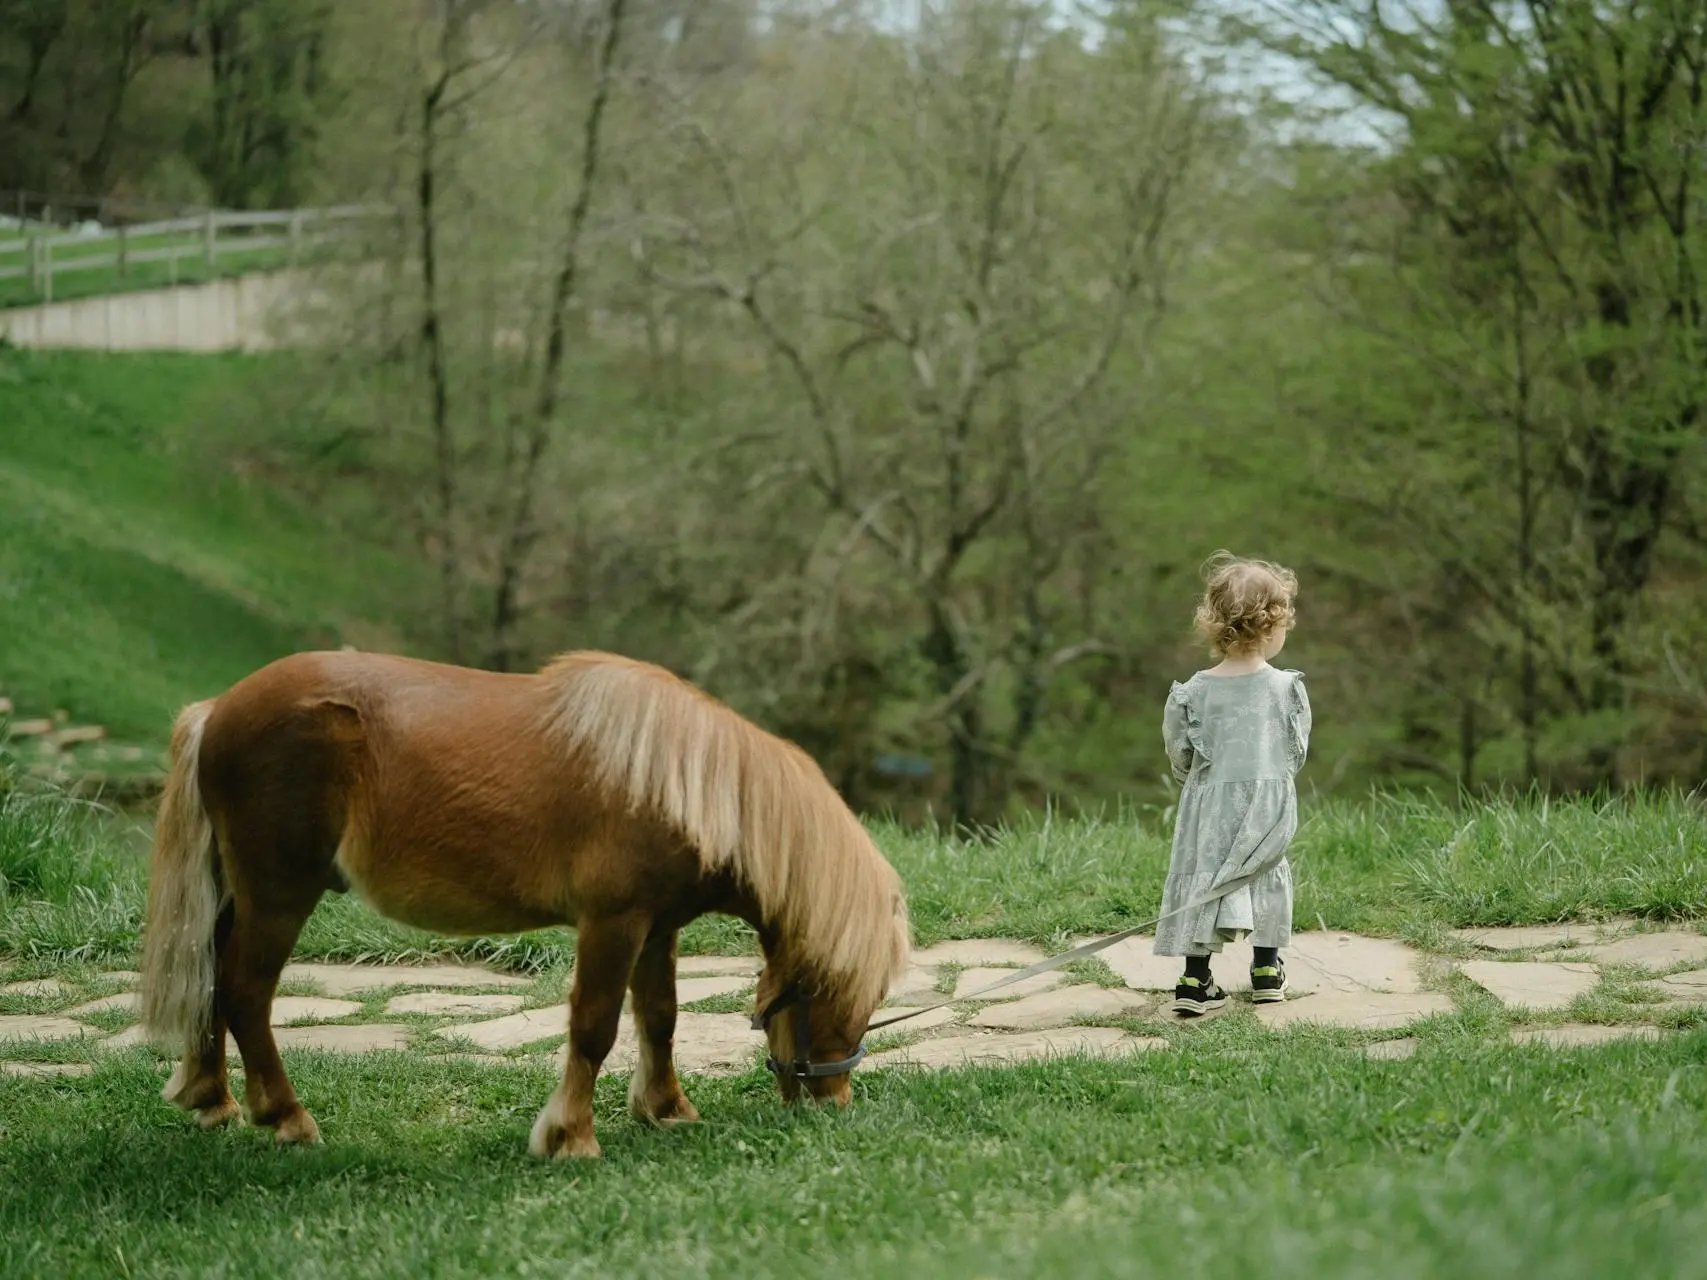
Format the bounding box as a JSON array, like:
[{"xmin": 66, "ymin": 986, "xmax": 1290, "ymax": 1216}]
[
  {"xmin": 203, "ymin": 210, "xmax": 217, "ymax": 272},
  {"xmin": 117, "ymin": 224, "xmax": 129, "ymax": 277},
  {"xmin": 41, "ymin": 237, "xmax": 51, "ymax": 304},
  {"xmin": 289, "ymin": 209, "xmax": 303, "ymax": 267}
]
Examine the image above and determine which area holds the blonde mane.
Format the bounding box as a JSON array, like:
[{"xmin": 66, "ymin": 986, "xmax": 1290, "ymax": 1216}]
[{"xmin": 540, "ymin": 652, "xmax": 911, "ymax": 1012}]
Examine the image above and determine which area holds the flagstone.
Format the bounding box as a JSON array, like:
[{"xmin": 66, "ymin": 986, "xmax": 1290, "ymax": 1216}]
[
  {"xmin": 676, "ymin": 976, "xmax": 753, "ymax": 1004},
  {"xmin": 968, "ymin": 986, "xmax": 1149, "ymax": 1031},
  {"xmin": 0, "ymin": 1015, "xmax": 100, "ymax": 1043},
  {"xmin": 1575, "ymin": 932, "xmax": 1707, "ymax": 971},
  {"xmin": 101, "ymin": 1025, "xmax": 149, "ymax": 1051},
  {"xmin": 2, "ymin": 1061, "xmax": 94, "ymax": 1078},
  {"xmin": 1288, "ymin": 934, "xmax": 1424, "ymax": 994},
  {"xmin": 1, "ymin": 979, "xmax": 68, "ymax": 999},
  {"xmin": 867, "ymin": 1026, "xmax": 1163, "ymax": 1070},
  {"xmin": 549, "ymin": 1012, "xmax": 764, "ymax": 1077},
  {"xmin": 1460, "ymin": 961, "xmax": 1598, "ymax": 1011},
  {"xmin": 273, "ymin": 1023, "xmax": 412, "ymax": 1053},
  {"xmin": 270, "ymin": 997, "xmax": 362, "ymax": 1024},
  {"xmin": 868, "ymin": 1005, "xmax": 960, "ymax": 1034},
  {"xmin": 952, "ymin": 967, "xmax": 1066, "ymax": 1001},
  {"xmin": 280, "ymin": 962, "xmax": 530, "ymax": 997},
  {"xmin": 435, "ymin": 1006, "xmax": 564, "ymax": 1051},
  {"xmin": 384, "ymin": 992, "xmax": 526, "ymax": 1017},
  {"xmin": 676, "ymin": 956, "xmax": 763, "ymax": 976},
  {"xmin": 1509, "ymin": 1024, "xmax": 1664, "ymax": 1049},
  {"xmin": 1096, "ymin": 932, "xmax": 1422, "ymax": 996},
  {"xmin": 885, "ymin": 965, "xmax": 942, "ymax": 1004},
  {"xmin": 911, "ymin": 939, "xmax": 1048, "ymax": 968},
  {"xmin": 1639, "ymin": 969, "xmax": 1707, "ymax": 1004},
  {"xmin": 1099, "ymin": 935, "xmax": 1263, "ymax": 996},
  {"xmin": 1097, "ymin": 938, "xmax": 1260, "ymax": 993},
  {"xmin": 1255, "ymin": 990, "xmax": 1454, "ymax": 1031},
  {"xmin": 101, "ymin": 1021, "xmax": 415, "ymax": 1055},
  {"xmin": 67, "ymin": 993, "xmax": 139, "ymax": 1017},
  {"xmin": 1450, "ymin": 924, "xmax": 1612, "ymax": 952},
  {"xmin": 1365, "ymin": 1038, "xmax": 1417, "ymax": 1061}
]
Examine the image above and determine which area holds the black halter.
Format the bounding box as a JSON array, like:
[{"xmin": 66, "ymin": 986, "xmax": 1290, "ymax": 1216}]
[{"xmin": 751, "ymin": 983, "xmax": 868, "ymax": 1080}]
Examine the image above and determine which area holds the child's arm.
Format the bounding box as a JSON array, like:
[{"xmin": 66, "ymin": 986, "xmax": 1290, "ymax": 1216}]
[
  {"xmin": 1163, "ymin": 686, "xmax": 1196, "ymax": 783},
  {"xmin": 1290, "ymin": 674, "xmax": 1313, "ymax": 771}
]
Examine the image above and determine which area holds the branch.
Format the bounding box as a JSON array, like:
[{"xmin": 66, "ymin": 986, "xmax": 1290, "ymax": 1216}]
[{"xmin": 487, "ymin": 0, "xmax": 628, "ymax": 669}]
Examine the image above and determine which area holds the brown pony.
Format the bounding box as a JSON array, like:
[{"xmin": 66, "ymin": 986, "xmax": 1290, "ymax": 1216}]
[{"xmin": 137, "ymin": 649, "xmax": 912, "ymax": 1158}]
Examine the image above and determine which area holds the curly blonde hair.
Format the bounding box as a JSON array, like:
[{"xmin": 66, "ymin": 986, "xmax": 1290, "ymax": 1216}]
[{"xmin": 1192, "ymin": 550, "xmax": 1298, "ymax": 658}]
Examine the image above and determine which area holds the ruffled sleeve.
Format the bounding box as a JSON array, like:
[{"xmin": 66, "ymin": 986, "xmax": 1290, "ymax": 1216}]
[
  {"xmin": 1162, "ymin": 680, "xmax": 1206, "ymax": 784},
  {"xmin": 1285, "ymin": 671, "xmax": 1312, "ymax": 773}
]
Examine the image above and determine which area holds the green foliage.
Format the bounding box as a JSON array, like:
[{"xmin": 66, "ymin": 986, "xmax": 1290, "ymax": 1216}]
[
  {"xmin": 0, "ymin": 786, "xmax": 142, "ymax": 962},
  {"xmin": 0, "ymin": 348, "xmax": 433, "ymax": 737},
  {"xmin": 3, "ymin": 0, "xmax": 1706, "ymax": 814}
]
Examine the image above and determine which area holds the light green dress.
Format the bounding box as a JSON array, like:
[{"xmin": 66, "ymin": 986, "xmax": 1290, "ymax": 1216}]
[{"xmin": 1153, "ymin": 666, "xmax": 1311, "ymax": 958}]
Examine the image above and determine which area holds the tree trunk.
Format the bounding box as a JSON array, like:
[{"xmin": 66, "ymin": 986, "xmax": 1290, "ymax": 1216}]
[
  {"xmin": 487, "ymin": 0, "xmax": 627, "ymax": 671},
  {"xmin": 418, "ymin": 68, "xmax": 464, "ymax": 663},
  {"xmin": 923, "ymin": 600, "xmax": 984, "ymax": 829}
]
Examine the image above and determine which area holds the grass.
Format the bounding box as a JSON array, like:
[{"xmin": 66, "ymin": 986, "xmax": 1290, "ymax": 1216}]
[
  {"xmin": 3, "ymin": 779, "xmax": 1706, "ymax": 1275},
  {"xmin": 3, "ymin": 782, "xmax": 1702, "ymax": 971},
  {"xmin": 0, "ymin": 348, "xmax": 432, "ymax": 739},
  {"xmin": 1, "ymin": 1024, "xmax": 1703, "ymax": 1276}
]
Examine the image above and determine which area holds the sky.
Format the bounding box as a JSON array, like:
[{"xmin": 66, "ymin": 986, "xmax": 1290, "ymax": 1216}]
[{"xmin": 856, "ymin": 0, "xmax": 1397, "ymax": 148}]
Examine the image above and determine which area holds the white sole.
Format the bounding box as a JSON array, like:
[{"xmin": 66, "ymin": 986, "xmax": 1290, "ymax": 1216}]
[{"xmin": 1171, "ymin": 997, "xmax": 1228, "ymax": 1017}]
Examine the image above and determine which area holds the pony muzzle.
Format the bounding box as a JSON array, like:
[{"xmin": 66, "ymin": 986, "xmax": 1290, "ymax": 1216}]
[{"xmin": 752, "ymin": 984, "xmax": 868, "ymax": 1082}]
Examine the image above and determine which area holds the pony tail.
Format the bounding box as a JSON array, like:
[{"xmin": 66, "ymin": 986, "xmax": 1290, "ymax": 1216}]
[
  {"xmin": 544, "ymin": 654, "xmax": 911, "ymax": 1012},
  {"xmin": 139, "ymin": 700, "xmax": 226, "ymax": 1052}
]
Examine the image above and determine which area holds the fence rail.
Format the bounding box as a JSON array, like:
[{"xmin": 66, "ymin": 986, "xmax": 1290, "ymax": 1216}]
[{"xmin": 0, "ymin": 203, "xmax": 390, "ymax": 304}]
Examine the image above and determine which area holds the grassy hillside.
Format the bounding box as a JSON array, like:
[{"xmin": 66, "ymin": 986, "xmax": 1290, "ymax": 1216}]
[{"xmin": 0, "ymin": 348, "xmax": 435, "ymax": 741}]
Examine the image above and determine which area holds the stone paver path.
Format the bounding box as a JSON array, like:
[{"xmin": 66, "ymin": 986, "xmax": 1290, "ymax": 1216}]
[
  {"xmin": 1, "ymin": 921, "xmax": 1702, "ymax": 1079},
  {"xmin": 1256, "ymin": 990, "xmax": 1455, "ymax": 1030},
  {"xmin": 1460, "ymin": 960, "xmax": 1598, "ymax": 1011}
]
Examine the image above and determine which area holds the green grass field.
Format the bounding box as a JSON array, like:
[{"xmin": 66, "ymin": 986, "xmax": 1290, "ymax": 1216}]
[
  {"xmin": 4, "ymin": 1032, "xmax": 1703, "ymax": 1278},
  {"xmin": 2, "ymin": 784, "xmax": 1706, "ymax": 1277},
  {"xmin": 0, "ymin": 348, "xmax": 431, "ymax": 739},
  {"xmin": 5, "ymin": 787, "xmax": 1703, "ymax": 970}
]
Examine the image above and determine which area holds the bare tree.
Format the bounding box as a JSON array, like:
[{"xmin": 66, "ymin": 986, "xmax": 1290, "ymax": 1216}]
[
  {"xmin": 487, "ymin": 0, "xmax": 628, "ymax": 671},
  {"xmin": 637, "ymin": 1, "xmax": 1208, "ymax": 823}
]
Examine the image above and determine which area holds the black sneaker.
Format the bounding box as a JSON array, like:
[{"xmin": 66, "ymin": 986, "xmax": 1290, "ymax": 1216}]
[
  {"xmin": 1250, "ymin": 959, "xmax": 1287, "ymax": 1004},
  {"xmin": 1171, "ymin": 975, "xmax": 1227, "ymax": 1017}
]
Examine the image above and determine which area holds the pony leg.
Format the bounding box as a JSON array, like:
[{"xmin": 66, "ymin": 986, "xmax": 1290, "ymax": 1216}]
[
  {"xmin": 162, "ymin": 902, "xmax": 241, "ymax": 1130},
  {"xmin": 220, "ymin": 886, "xmax": 324, "ymax": 1144},
  {"xmin": 627, "ymin": 928, "xmax": 699, "ymax": 1127},
  {"xmin": 530, "ymin": 913, "xmax": 647, "ymax": 1160}
]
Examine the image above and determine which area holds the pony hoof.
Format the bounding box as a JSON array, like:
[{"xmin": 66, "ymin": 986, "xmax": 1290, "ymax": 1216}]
[
  {"xmin": 163, "ymin": 1067, "xmax": 233, "ymax": 1115},
  {"xmin": 529, "ymin": 1127, "xmax": 602, "ymax": 1160},
  {"xmin": 194, "ymin": 1097, "xmax": 242, "ymax": 1130},
  {"xmin": 633, "ymin": 1094, "xmax": 700, "ymax": 1127},
  {"xmin": 274, "ymin": 1110, "xmax": 322, "ymax": 1145},
  {"xmin": 529, "ymin": 1104, "xmax": 600, "ymax": 1159}
]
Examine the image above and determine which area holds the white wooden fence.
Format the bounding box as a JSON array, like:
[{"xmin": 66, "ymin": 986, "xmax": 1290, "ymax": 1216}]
[{"xmin": 0, "ymin": 204, "xmax": 388, "ymax": 304}]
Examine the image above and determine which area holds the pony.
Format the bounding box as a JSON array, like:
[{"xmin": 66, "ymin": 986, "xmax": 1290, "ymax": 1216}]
[{"xmin": 137, "ymin": 649, "xmax": 912, "ymax": 1158}]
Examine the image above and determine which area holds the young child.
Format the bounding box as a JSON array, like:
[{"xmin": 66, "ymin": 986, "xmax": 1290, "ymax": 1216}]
[{"xmin": 1155, "ymin": 551, "xmax": 1311, "ymax": 1016}]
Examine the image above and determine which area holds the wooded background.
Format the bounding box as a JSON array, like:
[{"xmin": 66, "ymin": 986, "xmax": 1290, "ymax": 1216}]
[{"xmin": 5, "ymin": 0, "xmax": 1705, "ymax": 825}]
